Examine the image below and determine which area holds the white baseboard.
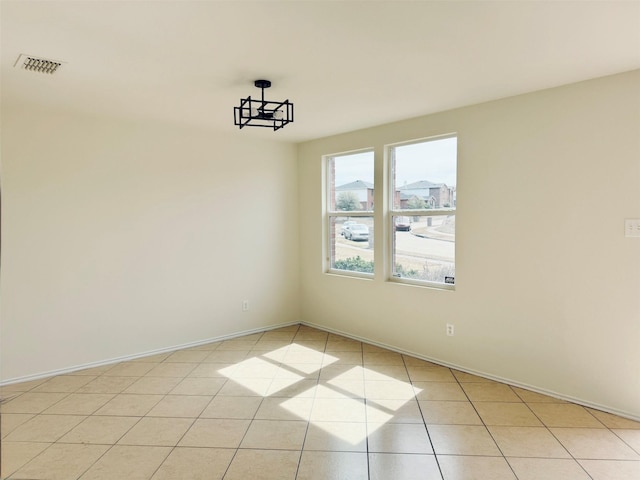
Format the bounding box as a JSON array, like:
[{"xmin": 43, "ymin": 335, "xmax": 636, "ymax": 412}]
[
  {"xmin": 301, "ymin": 320, "xmax": 640, "ymax": 423},
  {"xmin": 0, "ymin": 321, "xmax": 300, "ymax": 387},
  {"xmin": 2, "ymin": 319, "xmax": 638, "ymax": 423}
]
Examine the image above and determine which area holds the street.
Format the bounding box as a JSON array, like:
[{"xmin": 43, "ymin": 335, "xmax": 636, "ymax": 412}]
[{"xmin": 334, "ymin": 220, "xmax": 454, "ymax": 277}]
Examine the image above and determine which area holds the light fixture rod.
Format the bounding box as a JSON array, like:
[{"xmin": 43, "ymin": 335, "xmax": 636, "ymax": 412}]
[{"xmin": 255, "ymin": 79, "xmax": 270, "ymax": 111}]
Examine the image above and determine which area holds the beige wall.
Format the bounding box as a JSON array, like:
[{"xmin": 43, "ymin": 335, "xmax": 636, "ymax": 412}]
[
  {"xmin": 0, "ymin": 104, "xmax": 300, "ymax": 381},
  {"xmin": 2, "ymin": 70, "xmax": 638, "ymax": 419},
  {"xmin": 297, "ymin": 70, "xmax": 640, "ymax": 418}
]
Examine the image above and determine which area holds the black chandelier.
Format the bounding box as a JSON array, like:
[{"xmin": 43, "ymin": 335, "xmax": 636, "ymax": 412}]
[{"xmin": 234, "ymin": 79, "xmax": 294, "ymax": 131}]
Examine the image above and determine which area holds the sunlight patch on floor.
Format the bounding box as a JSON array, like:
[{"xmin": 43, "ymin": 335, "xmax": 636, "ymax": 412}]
[{"xmin": 220, "ymin": 348, "xmax": 422, "ymax": 445}]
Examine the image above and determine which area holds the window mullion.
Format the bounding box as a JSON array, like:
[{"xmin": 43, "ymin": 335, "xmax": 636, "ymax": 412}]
[{"xmin": 391, "ymin": 209, "xmax": 455, "ymax": 217}]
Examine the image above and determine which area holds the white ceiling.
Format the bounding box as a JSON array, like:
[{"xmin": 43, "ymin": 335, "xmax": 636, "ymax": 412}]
[{"xmin": 2, "ymin": 1, "xmax": 639, "ymax": 143}]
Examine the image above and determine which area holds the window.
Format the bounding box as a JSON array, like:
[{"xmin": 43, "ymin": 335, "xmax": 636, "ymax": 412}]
[
  {"xmin": 389, "ymin": 135, "xmax": 457, "ymax": 288},
  {"xmin": 323, "ymin": 136, "xmax": 456, "ymax": 288},
  {"xmin": 326, "ymin": 150, "xmax": 374, "ymax": 276}
]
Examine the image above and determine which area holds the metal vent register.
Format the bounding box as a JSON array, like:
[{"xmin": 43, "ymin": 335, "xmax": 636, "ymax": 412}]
[{"xmin": 14, "ymin": 54, "xmax": 63, "ymax": 74}]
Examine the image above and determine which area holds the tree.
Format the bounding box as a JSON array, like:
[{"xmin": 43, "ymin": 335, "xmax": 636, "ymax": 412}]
[
  {"xmin": 336, "ymin": 191, "xmax": 361, "ymax": 211},
  {"xmin": 406, "ymin": 195, "xmax": 427, "ymax": 210}
]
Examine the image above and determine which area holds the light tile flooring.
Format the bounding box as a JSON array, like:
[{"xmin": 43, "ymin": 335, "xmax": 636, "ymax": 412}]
[{"xmin": 1, "ymin": 325, "xmax": 639, "ymax": 479}]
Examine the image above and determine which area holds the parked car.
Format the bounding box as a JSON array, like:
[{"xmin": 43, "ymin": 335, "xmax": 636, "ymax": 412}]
[
  {"xmin": 340, "ymin": 220, "xmax": 358, "ymax": 236},
  {"xmin": 395, "ymin": 217, "xmax": 411, "ymax": 231},
  {"xmin": 343, "ymin": 223, "xmax": 369, "ymax": 241}
]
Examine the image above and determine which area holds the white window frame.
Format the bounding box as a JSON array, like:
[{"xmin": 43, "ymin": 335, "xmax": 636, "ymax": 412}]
[
  {"xmin": 387, "ymin": 134, "xmax": 457, "ymax": 290},
  {"xmin": 324, "ymin": 149, "xmax": 375, "ymax": 278}
]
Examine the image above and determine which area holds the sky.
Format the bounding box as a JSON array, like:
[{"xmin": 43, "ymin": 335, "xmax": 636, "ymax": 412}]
[{"xmin": 333, "ymin": 136, "xmax": 457, "ymax": 188}]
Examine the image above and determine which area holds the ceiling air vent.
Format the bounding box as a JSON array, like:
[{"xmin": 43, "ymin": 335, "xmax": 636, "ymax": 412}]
[{"xmin": 14, "ymin": 54, "xmax": 64, "ymax": 74}]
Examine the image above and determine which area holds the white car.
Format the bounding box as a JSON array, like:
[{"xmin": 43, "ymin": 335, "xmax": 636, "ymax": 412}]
[
  {"xmin": 343, "ymin": 223, "xmax": 369, "ymax": 241},
  {"xmin": 340, "ymin": 220, "xmax": 357, "ymax": 236}
]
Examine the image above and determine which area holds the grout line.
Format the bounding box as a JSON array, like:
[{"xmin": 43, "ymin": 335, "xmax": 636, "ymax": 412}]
[
  {"xmin": 295, "ymin": 324, "xmax": 320, "ymax": 480},
  {"xmin": 302, "ymin": 321, "xmax": 640, "ymax": 423},
  {"xmin": 403, "ymin": 354, "xmax": 446, "ymax": 480},
  {"xmin": 2, "ymin": 325, "xmax": 639, "ymax": 479},
  {"xmin": 74, "ymin": 413, "xmax": 149, "ymax": 480},
  {"xmin": 610, "ymin": 429, "xmax": 640, "ymax": 456},
  {"xmin": 520, "ymin": 400, "xmax": 596, "ymax": 480},
  {"xmin": 477, "ymin": 385, "xmax": 523, "ymax": 480},
  {"xmin": 362, "ymin": 343, "xmax": 372, "ymax": 480}
]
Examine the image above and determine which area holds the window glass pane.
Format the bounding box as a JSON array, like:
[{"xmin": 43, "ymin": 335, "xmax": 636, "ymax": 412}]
[
  {"xmin": 392, "ymin": 214, "xmax": 455, "ymax": 284},
  {"xmin": 327, "ymin": 150, "xmax": 375, "ymax": 277},
  {"xmin": 392, "ymin": 137, "xmax": 456, "ymax": 210},
  {"xmin": 329, "ymin": 151, "xmax": 374, "ymax": 212},
  {"xmin": 330, "ymin": 216, "xmax": 374, "ymax": 274},
  {"xmin": 390, "ymin": 136, "xmax": 456, "ymax": 287}
]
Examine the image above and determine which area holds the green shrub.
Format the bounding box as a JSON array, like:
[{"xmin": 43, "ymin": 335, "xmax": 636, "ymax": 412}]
[
  {"xmin": 334, "ymin": 256, "xmax": 374, "ymax": 273},
  {"xmin": 395, "ymin": 262, "xmax": 455, "ymax": 282},
  {"xmin": 395, "ymin": 264, "xmax": 420, "ymax": 278}
]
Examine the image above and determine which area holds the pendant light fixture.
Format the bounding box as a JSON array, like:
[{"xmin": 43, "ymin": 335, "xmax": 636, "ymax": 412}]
[{"xmin": 234, "ymin": 79, "xmax": 294, "ymax": 131}]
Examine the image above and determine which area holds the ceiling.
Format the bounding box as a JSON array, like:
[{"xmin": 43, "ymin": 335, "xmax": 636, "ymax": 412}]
[{"xmin": 2, "ymin": 1, "xmax": 639, "ymax": 143}]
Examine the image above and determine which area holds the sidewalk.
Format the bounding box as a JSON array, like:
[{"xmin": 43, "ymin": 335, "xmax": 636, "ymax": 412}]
[{"xmin": 411, "ymin": 226, "xmax": 455, "ymax": 242}]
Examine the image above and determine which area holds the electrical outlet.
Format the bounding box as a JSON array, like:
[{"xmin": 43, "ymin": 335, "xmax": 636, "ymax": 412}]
[
  {"xmin": 625, "ymin": 219, "xmax": 640, "ymax": 238},
  {"xmin": 242, "ymin": 300, "xmax": 249, "ymax": 312},
  {"xmin": 446, "ymin": 324, "xmax": 454, "ymax": 336}
]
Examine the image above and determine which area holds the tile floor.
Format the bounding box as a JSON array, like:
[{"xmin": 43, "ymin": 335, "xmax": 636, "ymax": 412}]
[{"xmin": 1, "ymin": 324, "xmax": 639, "ymax": 479}]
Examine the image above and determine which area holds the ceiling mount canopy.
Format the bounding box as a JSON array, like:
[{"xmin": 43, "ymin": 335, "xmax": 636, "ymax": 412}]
[{"xmin": 234, "ymin": 79, "xmax": 294, "ymax": 131}]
